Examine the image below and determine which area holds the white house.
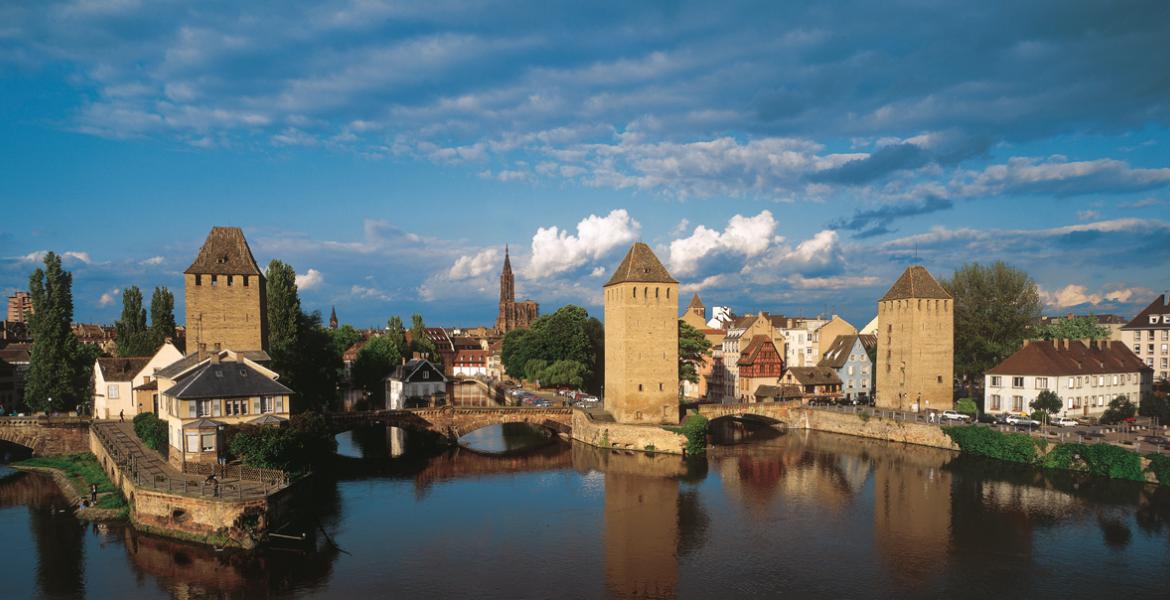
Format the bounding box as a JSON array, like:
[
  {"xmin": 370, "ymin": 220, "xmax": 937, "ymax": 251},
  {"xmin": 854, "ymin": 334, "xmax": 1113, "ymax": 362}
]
[
  {"xmin": 1121, "ymin": 293, "xmax": 1170, "ymax": 384},
  {"xmin": 983, "ymin": 339, "xmax": 1152, "ymax": 419},
  {"xmin": 384, "ymin": 358, "xmax": 447, "ymax": 409},
  {"xmin": 93, "ymin": 340, "xmax": 184, "ymax": 419}
]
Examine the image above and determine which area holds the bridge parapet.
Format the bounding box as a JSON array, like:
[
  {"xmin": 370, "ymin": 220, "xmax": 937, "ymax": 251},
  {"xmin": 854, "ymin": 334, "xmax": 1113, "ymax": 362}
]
[
  {"xmin": 326, "ymin": 406, "xmax": 574, "ymax": 440},
  {"xmin": 0, "ymin": 415, "xmax": 90, "ymax": 456},
  {"xmin": 695, "ymin": 401, "xmax": 798, "ymax": 423}
]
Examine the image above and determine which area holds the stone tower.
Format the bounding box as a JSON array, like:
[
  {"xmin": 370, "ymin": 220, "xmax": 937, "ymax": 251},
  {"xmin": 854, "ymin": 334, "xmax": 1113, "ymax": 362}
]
[
  {"xmin": 875, "ymin": 265, "xmax": 953, "ymax": 411},
  {"xmin": 603, "ymin": 242, "xmax": 679, "ymax": 424},
  {"xmin": 184, "ymin": 226, "xmax": 268, "ymax": 353},
  {"xmin": 496, "ymin": 245, "xmax": 539, "ymax": 333}
]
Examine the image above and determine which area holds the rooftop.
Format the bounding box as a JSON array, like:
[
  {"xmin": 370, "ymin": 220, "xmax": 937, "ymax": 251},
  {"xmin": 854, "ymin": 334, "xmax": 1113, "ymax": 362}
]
[
  {"xmin": 1122, "ymin": 294, "xmax": 1170, "ymax": 330},
  {"xmin": 165, "ymin": 358, "xmax": 293, "ymax": 400},
  {"xmin": 817, "ymin": 334, "xmax": 877, "ymax": 369},
  {"xmin": 604, "ymin": 242, "xmax": 677, "ymax": 286},
  {"xmin": 987, "ymin": 339, "xmax": 1149, "ymax": 376},
  {"xmin": 880, "ymin": 265, "xmax": 952, "ymax": 302},
  {"xmin": 97, "ymin": 357, "xmax": 151, "ymax": 382},
  {"xmin": 184, "ymin": 226, "xmax": 263, "ymax": 276},
  {"xmin": 784, "ymin": 366, "xmax": 843, "ymax": 386}
]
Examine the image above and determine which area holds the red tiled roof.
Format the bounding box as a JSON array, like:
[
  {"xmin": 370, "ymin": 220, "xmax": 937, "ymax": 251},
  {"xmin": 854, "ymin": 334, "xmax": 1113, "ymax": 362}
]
[
  {"xmin": 1122, "ymin": 294, "xmax": 1170, "ymax": 330},
  {"xmin": 987, "ymin": 339, "xmax": 1150, "ymax": 376}
]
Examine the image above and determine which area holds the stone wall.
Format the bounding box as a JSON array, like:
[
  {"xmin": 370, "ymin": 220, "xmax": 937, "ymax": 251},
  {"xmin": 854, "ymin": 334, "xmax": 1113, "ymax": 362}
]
[
  {"xmin": 571, "ymin": 409, "xmax": 686, "ymax": 454},
  {"xmin": 89, "ymin": 427, "xmax": 282, "ymax": 545},
  {"xmin": 792, "ymin": 407, "xmax": 959, "ymax": 451},
  {"xmin": 184, "ymin": 272, "xmax": 267, "ymax": 352},
  {"xmin": 603, "ymin": 276, "xmax": 680, "ymax": 425},
  {"xmin": 876, "ymin": 295, "xmax": 953, "ymax": 412},
  {"xmin": 0, "ymin": 417, "xmax": 90, "ymax": 456}
]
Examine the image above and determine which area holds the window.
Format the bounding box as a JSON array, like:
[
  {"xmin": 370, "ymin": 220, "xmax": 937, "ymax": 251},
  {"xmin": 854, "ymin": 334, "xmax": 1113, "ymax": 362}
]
[
  {"xmin": 227, "ymin": 275, "xmax": 234, "ymax": 286},
  {"xmin": 201, "ymin": 433, "xmax": 216, "ymax": 452},
  {"xmin": 659, "ymin": 383, "xmax": 664, "ymax": 391},
  {"xmin": 195, "ymin": 274, "xmax": 202, "ymax": 286},
  {"xmin": 1012, "ymin": 376, "xmax": 1024, "ymax": 389},
  {"xmin": 1112, "ymin": 375, "xmax": 1119, "ymax": 386},
  {"xmin": 211, "ymin": 275, "xmax": 218, "ymax": 287},
  {"xmin": 242, "ymin": 275, "xmax": 249, "ymax": 287},
  {"xmin": 186, "ymin": 401, "xmax": 196, "ymax": 418},
  {"xmin": 186, "ymin": 433, "xmax": 199, "ymax": 452},
  {"xmin": 991, "ymin": 395, "xmax": 1001, "ymax": 411},
  {"xmin": 1163, "ymin": 330, "xmax": 1168, "ymax": 341},
  {"xmin": 1066, "ymin": 377, "xmax": 1074, "ymax": 389},
  {"xmin": 1149, "ymin": 344, "xmax": 1155, "ymax": 354},
  {"xmin": 196, "ymin": 400, "xmax": 213, "ymax": 417},
  {"xmin": 1150, "ymin": 331, "xmax": 1156, "ymax": 341},
  {"xmin": 1162, "ymin": 344, "xmax": 1168, "ymax": 354},
  {"xmin": 990, "ymin": 376, "xmax": 1002, "ymax": 387},
  {"xmin": 1012, "ymin": 396, "xmax": 1023, "ymax": 412},
  {"xmin": 1134, "ymin": 344, "xmax": 1142, "ymax": 354},
  {"xmin": 1162, "ymin": 358, "xmax": 1168, "ymax": 369},
  {"xmin": 107, "ymin": 384, "xmax": 120, "ymax": 399},
  {"xmin": 1035, "ymin": 377, "xmax": 1047, "ymax": 390}
]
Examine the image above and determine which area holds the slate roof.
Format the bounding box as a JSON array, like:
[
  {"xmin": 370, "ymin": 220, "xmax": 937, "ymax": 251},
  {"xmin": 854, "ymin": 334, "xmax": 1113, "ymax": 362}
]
[
  {"xmin": 880, "ymin": 265, "xmax": 952, "ymax": 301},
  {"xmin": 155, "ymin": 350, "xmax": 271, "ymax": 379},
  {"xmin": 165, "ymin": 360, "xmax": 293, "ymax": 400},
  {"xmin": 387, "ymin": 358, "xmax": 447, "ymax": 383},
  {"xmin": 182, "ymin": 418, "xmax": 224, "ymax": 430},
  {"xmin": 987, "ymin": 339, "xmax": 1150, "ymax": 376},
  {"xmin": 1122, "ymin": 294, "xmax": 1170, "ymax": 330},
  {"xmin": 738, "ymin": 334, "xmax": 779, "ymax": 366},
  {"xmin": 605, "ymin": 243, "xmax": 677, "ymax": 286},
  {"xmin": 97, "ymin": 357, "xmax": 151, "ymax": 382},
  {"xmin": 687, "ymin": 293, "xmax": 704, "ymax": 309},
  {"xmin": 0, "ymin": 343, "xmax": 31, "ymax": 364},
  {"xmin": 784, "ymin": 366, "xmax": 843, "ymax": 386},
  {"xmin": 818, "ymin": 334, "xmax": 878, "ymax": 369},
  {"xmin": 184, "ymin": 226, "xmax": 263, "ymax": 276},
  {"xmin": 755, "ymin": 384, "xmax": 803, "ymax": 400},
  {"xmin": 250, "ymin": 414, "xmax": 288, "ymax": 426}
]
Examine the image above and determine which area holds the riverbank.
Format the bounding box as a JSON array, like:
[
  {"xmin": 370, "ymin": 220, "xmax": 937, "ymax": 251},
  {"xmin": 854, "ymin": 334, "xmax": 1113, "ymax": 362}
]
[{"xmin": 11, "ymin": 453, "xmax": 128, "ymax": 520}]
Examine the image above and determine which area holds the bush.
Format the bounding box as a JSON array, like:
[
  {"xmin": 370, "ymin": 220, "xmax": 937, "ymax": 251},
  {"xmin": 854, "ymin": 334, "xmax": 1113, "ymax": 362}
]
[
  {"xmin": 679, "ymin": 414, "xmax": 709, "ymax": 456},
  {"xmin": 1146, "ymin": 454, "xmax": 1170, "ymax": 487},
  {"xmin": 955, "ymin": 398, "xmax": 978, "ymax": 417},
  {"xmin": 132, "ymin": 413, "xmax": 168, "ymax": 452},
  {"xmin": 943, "ymin": 426, "xmax": 1039, "ymax": 464},
  {"xmin": 228, "ymin": 411, "xmax": 337, "ymax": 473},
  {"xmin": 1100, "ymin": 396, "xmax": 1136, "ymax": 425}
]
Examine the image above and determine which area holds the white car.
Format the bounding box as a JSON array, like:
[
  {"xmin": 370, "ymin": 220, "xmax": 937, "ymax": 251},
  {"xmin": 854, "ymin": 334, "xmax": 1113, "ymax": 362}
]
[
  {"xmin": 1005, "ymin": 415, "xmax": 1040, "ymax": 427},
  {"xmin": 1052, "ymin": 417, "xmax": 1079, "ymax": 427},
  {"xmin": 940, "ymin": 410, "xmax": 970, "ymax": 422}
]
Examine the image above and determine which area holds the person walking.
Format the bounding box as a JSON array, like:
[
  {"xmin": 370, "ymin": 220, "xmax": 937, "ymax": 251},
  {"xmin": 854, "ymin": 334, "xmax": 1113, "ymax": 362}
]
[
  {"xmin": 119, "ymin": 409, "xmax": 124, "ymax": 423},
  {"xmin": 89, "ymin": 483, "xmax": 98, "ymax": 504}
]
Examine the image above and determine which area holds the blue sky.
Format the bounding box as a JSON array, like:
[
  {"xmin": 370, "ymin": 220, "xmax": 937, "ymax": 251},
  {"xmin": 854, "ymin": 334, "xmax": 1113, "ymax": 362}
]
[{"xmin": 1, "ymin": 0, "xmax": 1168, "ymax": 328}]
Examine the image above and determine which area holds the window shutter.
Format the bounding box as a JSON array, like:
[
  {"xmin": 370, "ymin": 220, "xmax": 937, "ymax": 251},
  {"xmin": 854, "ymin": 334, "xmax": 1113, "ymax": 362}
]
[
  {"xmin": 186, "ymin": 401, "xmax": 195, "ymax": 418},
  {"xmin": 213, "ymin": 401, "xmax": 221, "ymax": 417},
  {"xmin": 252, "ymin": 398, "xmax": 261, "ymax": 414},
  {"xmin": 277, "ymin": 397, "xmax": 284, "ymax": 413}
]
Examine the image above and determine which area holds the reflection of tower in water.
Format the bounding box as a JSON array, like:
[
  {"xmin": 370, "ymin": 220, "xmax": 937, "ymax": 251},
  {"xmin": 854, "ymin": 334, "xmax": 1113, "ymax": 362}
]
[
  {"xmin": 873, "ymin": 445, "xmax": 954, "ymax": 590},
  {"xmin": 389, "ymin": 427, "xmax": 405, "ymax": 458}
]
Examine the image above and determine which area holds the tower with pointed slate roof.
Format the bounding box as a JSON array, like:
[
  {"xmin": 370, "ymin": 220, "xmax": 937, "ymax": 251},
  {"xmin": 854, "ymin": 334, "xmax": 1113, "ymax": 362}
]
[
  {"xmin": 496, "ymin": 245, "xmax": 539, "ymax": 334},
  {"xmin": 184, "ymin": 226, "xmax": 268, "ymax": 353},
  {"xmin": 876, "ymin": 265, "xmax": 953, "ymax": 411},
  {"xmin": 604, "ymin": 242, "xmax": 679, "ymax": 424}
]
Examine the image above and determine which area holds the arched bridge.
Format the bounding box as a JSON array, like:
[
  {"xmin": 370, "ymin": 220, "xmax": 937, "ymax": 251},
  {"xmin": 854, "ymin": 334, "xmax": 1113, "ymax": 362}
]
[
  {"xmin": 694, "ymin": 401, "xmax": 797, "ymax": 427},
  {"xmin": 0, "ymin": 416, "xmax": 90, "ymax": 456},
  {"xmin": 327, "ymin": 406, "xmax": 574, "ymax": 441}
]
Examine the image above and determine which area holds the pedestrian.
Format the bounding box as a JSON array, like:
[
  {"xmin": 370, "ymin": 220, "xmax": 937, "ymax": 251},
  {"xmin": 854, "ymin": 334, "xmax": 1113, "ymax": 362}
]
[
  {"xmin": 119, "ymin": 409, "xmax": 124, "ymax": 423},
  {"xmin": 90, "ymin": 483, "xmax": 98, "ymax": 504}
]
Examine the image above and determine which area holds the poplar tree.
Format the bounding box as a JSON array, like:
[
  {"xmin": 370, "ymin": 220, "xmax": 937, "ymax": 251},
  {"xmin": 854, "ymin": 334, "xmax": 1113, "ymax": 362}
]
[
  {"xmin": 115, "ymin": 286, "xmax": 152, "ymax": 356},
  {"xmin": 385, "ymin": 316, "xmax": 408, "ymax": 359},
  {"xmin": 26, "ymin": 252, "xmax": 82, "ymax": 412},
  {"xmin": 409, "ymin": 313, "xmax": 438, "ymax": 363},
  {"xmin": 148, "ymin": 286, "xmax": 177, "ymax": 348},
  {"xmin": 266, "ymin": 259, "xmax": 301, "ymax": 356}
]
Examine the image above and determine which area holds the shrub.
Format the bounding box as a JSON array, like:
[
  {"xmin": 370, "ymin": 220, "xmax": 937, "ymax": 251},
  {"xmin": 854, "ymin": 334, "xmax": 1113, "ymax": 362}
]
[
  {"xmin": 1100, "ymin": 396, "xmax": 1136, "ymax": 425},
  {"xmin": 1146, "ymin": 454, "xmax": 1170, "ymax": 487},
  {"xmin": 132, "ymin": 413, "xmax": 168, "ymax": 452},
  {"xmin": 228, "ymin": 412, "xmax": 337, "ymax": 473},
  {"xmin": 1039, "ymin": 442, "xmax": 1144, "ymax": 481},
  {"xmin": 679, "ymin": 414, "xmax": 709, "ymax": 456},
  {"xmin": 942, "ymin": 425, "xmax": 1039, "ymax": 464},
  {"xmin": 955, "ymin": 398, "xmax": 978, "ymax": 417}
]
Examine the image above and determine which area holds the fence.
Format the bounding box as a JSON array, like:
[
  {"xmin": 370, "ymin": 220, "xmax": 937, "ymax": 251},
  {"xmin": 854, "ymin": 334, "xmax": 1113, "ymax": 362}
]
[{"xmin": 181, "ymin": 461, "xmax": 288, "ymax": 487}]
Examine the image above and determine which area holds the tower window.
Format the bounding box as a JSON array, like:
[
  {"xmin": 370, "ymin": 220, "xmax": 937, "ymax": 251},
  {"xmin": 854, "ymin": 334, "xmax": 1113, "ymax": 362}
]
[
  {"xmin": 195, "ymin": 274, "xmax": 202, "ymax": 286},
  {"xmin": 633, "ymin": 287, "xmax": 637, "ymax": 298},
  {"xmin": 243, "ymin": 276, "xmax": 249, "ymax": 287},
  {"xmin": 666, "ymin": 289, "xmax": 670, "ymax": 299},
  {"xmin": 211, "ymin": 275, "xmax": 218, "ymax": 287},
  {"xmin": 659, "ymin": 383, "xmax": 663, "ymax": 391},
  {"xmin": 638, "ymin": 384, "xmax": 643, "ymax": 391},
  {"xmin": 655, "ymin": 288, "xmax": 659, "ymax": 298},
  {"xmin": 227, "ymin": 275, "xmax": 234, "ymax": 286}
]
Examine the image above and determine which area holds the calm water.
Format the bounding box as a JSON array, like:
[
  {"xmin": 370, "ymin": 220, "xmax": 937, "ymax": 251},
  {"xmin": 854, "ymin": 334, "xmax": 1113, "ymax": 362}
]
[{"xmin": 3, "ymin": 422, "xmax": 1170, "ymax": 599}]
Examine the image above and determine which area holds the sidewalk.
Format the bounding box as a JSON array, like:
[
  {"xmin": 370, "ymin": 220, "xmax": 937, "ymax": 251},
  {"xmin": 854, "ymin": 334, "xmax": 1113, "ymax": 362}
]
[{"xmin": 93, "ymin": 421, "xmax": 283, "ymax": 501}]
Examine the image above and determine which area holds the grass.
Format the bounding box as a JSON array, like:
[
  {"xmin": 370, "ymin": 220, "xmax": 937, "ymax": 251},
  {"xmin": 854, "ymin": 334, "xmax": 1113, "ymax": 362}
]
[{"xmin": 14, "ymin": 453, "xmax": 127, "ymax": 509}]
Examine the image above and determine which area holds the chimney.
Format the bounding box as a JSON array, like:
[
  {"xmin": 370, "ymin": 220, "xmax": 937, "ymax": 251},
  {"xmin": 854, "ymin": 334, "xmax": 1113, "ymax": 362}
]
[
  {"xmin": 197, "ymin": 342, "xmax": 207, "ymax": 359},
  {"xmin": 210, "ymin": 353, "xmax": 221, "ymax": 365}
]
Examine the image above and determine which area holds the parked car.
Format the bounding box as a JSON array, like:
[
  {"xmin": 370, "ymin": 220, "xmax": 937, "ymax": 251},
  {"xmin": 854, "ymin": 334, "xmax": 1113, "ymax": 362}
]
[
  {"xmin": 1005, "ymin": 415, "xmax": 1040, "ymax": 427},
  {"xmin": 977, "ymin": 413, "xmax": 998, "ymax": 424},
  {"xmin": 533, "ymin": 399, "xmax": 552, "ymax": 408},
  {"xmin": 1052, "ymin": 417, "xmax": 1079, "ymax": 427},
  {"xmin": 940, "ymin": 410, "xmax": 970, "ymax": 422},
  {"xmin": 1143, "ymin": 435, "xmax": 1168, "ymax": 446}
]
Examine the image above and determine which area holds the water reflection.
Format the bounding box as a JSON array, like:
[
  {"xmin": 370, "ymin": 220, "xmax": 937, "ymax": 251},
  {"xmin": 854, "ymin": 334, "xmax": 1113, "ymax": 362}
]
[{"xmin": 3, "ymin": 429, "xmax": 1170, "ymax": 598}]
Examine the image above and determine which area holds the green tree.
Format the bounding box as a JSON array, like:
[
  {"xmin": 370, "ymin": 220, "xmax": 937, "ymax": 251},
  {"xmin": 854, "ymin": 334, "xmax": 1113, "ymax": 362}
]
[
  {"xmin": 955, "ymin": 398, "xmax": 979, "ymax": 417},
  {"xmin": 679, "ymin": 321, "xmax": 712, "ymax": 385},
  {"xmin": 1100, "ymin": 395, "xmax": 1137, "ymax": 425},
  {"xmin": 265, "ymin": 259, "xmax": 301, "ymax": 356},
  {"xmin": 540, "ymin": 359, "xmax": 588, "ymax": 388},
  {"xmin": 409, "ymin": 313, "xmax": 439, "ymax": 364},
  {"xmin": 385, "ymin": 316, "xmax": 409, "ymax": 358},
  {"xmin": 329, "ymin": 324, "xmax": 362, "ymax": 358},
  {"xmin": 351, "ymin": 335, "xmax": 403, "ymax": 405},
  {"xmin": 286, "ymin": 311, "xmax": 342, "ymax": 412},
  {"xmin": 115, "ymin": 286, "xmax": 153, "ymax": 356},
  {"xmin": 148, "ymin": 286, "xmax": 177, "ymax": 348},
  {"xmin": 1035, "ymin": 316, "xmax": 1111, "ymax": 341},
  {"xmin": 942, "ymin": 262, "xmax": 1042, "ymax": 395},
  {"xmin": 524, "ymin": 358, "xmax": 549, "ymax": 383},
  {"xmin": 1030, "ymin": 389, "xmax": 1063, "ymax": 425},
  {"xmin": 501, "ymin": 328, "xmax": 533, "ymax": 379},
  {"xmin": 1138, "ymin": 395, "xmax": 1170, "ymax": 426},
  {"xmin": 498, "ymin": 305, "xmax": 604, "ymax": 392},
  {"xmin": 26, "ymin": 252, "xmax": 87, "ymax": 412}
]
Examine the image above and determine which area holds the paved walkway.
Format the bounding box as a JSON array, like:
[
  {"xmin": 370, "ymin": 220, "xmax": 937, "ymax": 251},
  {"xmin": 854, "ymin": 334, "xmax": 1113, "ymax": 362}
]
[{"xmin": 93, "ymin": 421, "xmax": 283, "ymax": 501}]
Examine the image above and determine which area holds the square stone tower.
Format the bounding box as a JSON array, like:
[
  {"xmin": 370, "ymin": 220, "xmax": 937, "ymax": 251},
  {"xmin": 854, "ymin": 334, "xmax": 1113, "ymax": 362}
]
[
  {"xmin": 876, "ymin": 265, "xmax": 953, "ymax": 411},
  {"xmin": 184, "ymin": 226, "xmax": 268, "ymax": 353},
  {"xmin": 603, "ymin": 243, "xmax": 679, "ymax": 424}
]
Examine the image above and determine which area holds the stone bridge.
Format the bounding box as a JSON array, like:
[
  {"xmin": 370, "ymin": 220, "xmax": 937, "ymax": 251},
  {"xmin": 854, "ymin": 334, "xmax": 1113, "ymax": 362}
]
[
  {"xmin": 327, "ymin": 406, "xmax": 574, "ymax": 441},
  {"xmin": 694, "ymin": 401, "xmax": 798, "ymax": 426},
  {"xmin": 0, "ymin": 416, "xmax": 91, "ymax": 456}
]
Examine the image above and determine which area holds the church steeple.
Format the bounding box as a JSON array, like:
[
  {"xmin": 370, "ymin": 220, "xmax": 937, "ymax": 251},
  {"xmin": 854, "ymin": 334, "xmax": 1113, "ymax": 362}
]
[
  {"xmin": 499, "ymin": 245, "xmax": 515, "ymax": 304},
  {"xmin": 329, "ymin": 306, "xmax": 338, "ymax": 330}
]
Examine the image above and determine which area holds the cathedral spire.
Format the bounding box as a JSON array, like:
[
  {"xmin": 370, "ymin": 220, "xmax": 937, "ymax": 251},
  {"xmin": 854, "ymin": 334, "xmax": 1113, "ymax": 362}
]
[{"xmin": 329, "ymin": 306, "xmax": 338, "ymax": 330}]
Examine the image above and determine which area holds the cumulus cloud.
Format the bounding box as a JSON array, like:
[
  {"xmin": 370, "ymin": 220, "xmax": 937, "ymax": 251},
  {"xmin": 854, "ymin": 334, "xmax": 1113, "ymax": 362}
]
[
  {"xmin": 139, "ymin": 255, "xmax": 165, "ymax": 266},
  {"xmin": 350, "ymin": 284, "xmax": 392, "ymax": 302},
  {"xmin": 448, "ymin": 248, "xmax": 501, "ymax": 280},
  {"xmin": 526, "ymin": 209, "xmax": 640, "ymax": 278},
  {"xmin": 669, "ymin": 210, "xmax": 779, "ymax": 276},
  {"xmin": 98, "ymin": 288, "xmax": 121, "ymax": 306},
  {"xmin": 1038, "ymin": 284, "xmax": 1152, "ymax": 309},
  {"xmin": 16, "ymin": 250, "xmax": 91, "ymax": 264},
  {"xmin": 295, "ymin": 268, "xmax": 324, "ymax": 290}
]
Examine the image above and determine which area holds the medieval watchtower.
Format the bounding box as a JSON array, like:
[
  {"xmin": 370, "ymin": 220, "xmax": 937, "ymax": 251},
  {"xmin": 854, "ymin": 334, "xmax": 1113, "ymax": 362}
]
[
  {"xmin": 603, "ymin": 243, "xmax": 679, "ymax": 424},
  {"xmin": 184, "ymin": 226, "xmax": 268, "ymax": 353},
  {"xmin": 875, "ymin": 265, "xmax": 953, "ymax": 411}
]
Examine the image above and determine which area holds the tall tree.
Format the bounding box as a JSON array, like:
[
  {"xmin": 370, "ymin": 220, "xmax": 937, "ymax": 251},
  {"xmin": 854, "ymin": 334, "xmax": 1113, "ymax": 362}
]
[
  {"xmin": 329, "ymin": 324, "xmax": 362, "ymax": 358},
  {"xmin": 148, "ymin": 286, "xmax": 177, "ymax": 348},
  {"xmin": 1035, "ymin": 316, "xmax": 1111, "ymax": 341},
  {"xmin": 25, "ymin": 252, "xmax": 85, "ymax": 412},
  {"xmin": 351, "ymin": 335, "xmax": 403, "ymax": 406},
  {"xmin": 115, "ymin": 286, "xmax": 152, "ymax": 356},
  {"xmin": 498, "ymin": 305, "xmax": 604, "ymax": 393},
  {"xmin": 679, "ymin": 321, "xmax": 712, "ymax": 385},
  {"xmin": 386, "ymin": 316, "xmax": 409, "ymax": 358},
  {"xmin": 286, "ymin": 311, "xmax": 342, "ymax": 412},
  {"xmin": 266, "ymin": 259, "xmax": 301, "ymax": 356},
  {"xmin": 942, "ymin": 262, "xmax": 1042, "ymax": 395},
  {"xmin": 409, "ymin": 313, "xmax": 438, "ymax": 363}
]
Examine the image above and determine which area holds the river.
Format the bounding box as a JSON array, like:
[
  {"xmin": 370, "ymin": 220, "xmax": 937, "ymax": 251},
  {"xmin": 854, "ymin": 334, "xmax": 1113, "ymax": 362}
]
[{"xmin": 2, "ymin": 421, "xmax": 1169, "ymax": 599}]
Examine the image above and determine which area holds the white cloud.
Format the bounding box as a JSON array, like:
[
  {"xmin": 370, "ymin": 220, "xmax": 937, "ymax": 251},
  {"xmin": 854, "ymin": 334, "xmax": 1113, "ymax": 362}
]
[
  {"xmin": 1076, "ymin": 210, "xmax": 1099, "ymax": 221},
  {"xmin": 448, "ymin": 248, "xmax": 500, "ymax": 280},
  {"xmin": 1038, "ymin": 284, "xmax": 1152, "ymax": 309},
  {"xmin": 63, "ymin": 251, "xmax": 91, "ymax": 263},
  {"xmin": 590, "ymin": 266, "xmax": 607, "ymax": 277},
  {"xmin": 668, "ymin": 210, "xmax": 778, "ymax": 276},
  {"xmin": 295, "ymin": 268, "xmax": 324, "ymax": 290},
  {"xmin": 98, "ymin": 288, "xmax": 121, "ymax": 306},
  {"xmin": 350, "ymin": 284, "xmax": 392, "ymax": 302},
  {"xmin": 526, "ymin": 209, "xmax": 640, "ymax": 278},
  {"xmin": 19, "ymin": 251, "xmax": 48, "ymax": 264},
  {"xmin": 139, "ymin": 255, "xmax": 165, "ymax": 266},
  {"xmin": 16, "ymin": 250, "xmax": 91, "ymax": 264}
]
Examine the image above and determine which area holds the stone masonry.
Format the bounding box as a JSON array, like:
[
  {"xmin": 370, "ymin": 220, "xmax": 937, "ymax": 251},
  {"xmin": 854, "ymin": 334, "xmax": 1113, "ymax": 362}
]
[
  {"xmin": 876, "ymin": 265, "xmax": 954, "ymax": 412},
  {"xmin": 184, "ymin": 226, "xmax": 268, "ymax": 352}
]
